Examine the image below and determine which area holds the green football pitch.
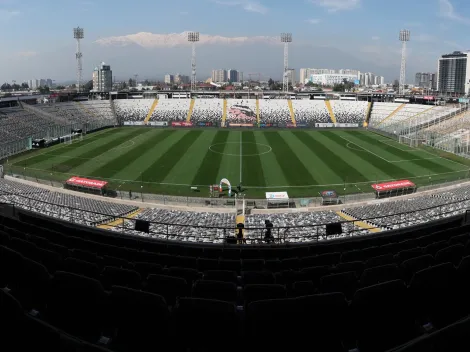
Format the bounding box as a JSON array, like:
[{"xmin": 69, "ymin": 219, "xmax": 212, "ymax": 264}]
[{"xmin": 6, "ymin": 127, "xmax": 470, "ymax": 198}]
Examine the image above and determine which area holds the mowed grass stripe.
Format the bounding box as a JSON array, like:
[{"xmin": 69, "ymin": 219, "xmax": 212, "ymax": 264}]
[
  {"xmin": 264, "ymin": 131, "xmax": 317, "ymax": 185},
  {"xmin": 320, "ymin": 131, "xmax": 416, "ymax": 180},
  {"xmin": 294, "ymin": 131, "xmax": 369, "ymax": 182},
  {"xmin": 347, "ymin": 131, "xmax": 455, "ymax": 173},
  {"xmin": 192, "ymin": 131, "xmax": 230, "ymax": 185},
  {"xmin": 140, "ymin": 130, "xmax": 203, "ymax": 182},
  {"xmin": 49, "ymin": 129, "xmax": 144, "ymax": 173},
  {"xmin": 242, "ymin": 131, "xmax": 266, "ymax": 187},
  {"xmin": 88, "ymin": 129, "xmax": 170, "ymax": 178},
  {"xmin": 14, "ymin": 128, "xmax": 121, "ymax": 167}
]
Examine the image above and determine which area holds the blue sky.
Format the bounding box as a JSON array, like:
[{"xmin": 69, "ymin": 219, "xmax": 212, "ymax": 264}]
[{"xmin": 0, "ymin": 0, "xmax": 469, "ymax": 83}]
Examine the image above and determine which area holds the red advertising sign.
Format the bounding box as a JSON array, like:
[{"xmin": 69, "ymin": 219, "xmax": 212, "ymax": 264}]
[
  {"xmin": 423, "ymin": 96, "xmax": 435, "ymax": 100},
  {"xmin": 371, "ymin": 180, "xmax": 415, "ymax": 191},
  {"xmin": 172, "ymin": 122, "xmax": 193, "ymax": 127},
  {"xmin": 66, "ymin": 177, "xmax": 108, "ymax": 189}
]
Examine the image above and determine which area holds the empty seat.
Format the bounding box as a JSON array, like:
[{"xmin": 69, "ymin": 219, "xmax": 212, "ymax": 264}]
[
  {"xmin": 365, "ymin": 254, "xmax": 395, "ymax": 268},
  {"xmin": 164, "ymin": 267, "xmax": 201, "ymax": 287},
  {"xmin": 0, "ymin": 246, "xmax": 24, "ymax": 288},
  {"xmin": 197, "ymin": 258, "xmax": 219, "ymax": 272},
  {"xmin": 192, "ymin": 280, "xmax": 238, "ymax": 303},
  {"xmin": 133, "ymin": 262, "xmax": 163, "ymax": 277},
  {"xmin": 320, "ymin": 271, "xmax": 357, "ymax": 299},
  {"xmin": 395, "ymin": 248, "xmax": 423, "ymax": 263},
  {"xmin": 300, "ymin": 266, "xmax": 331, "ymax": 286},
  {"xmin": 218, "ymin": 259, "xmax": 241, "ymax": 272},
  {"xmin": 15, "ymin": 258, "xmax": 51, "ymax": 311},
  {"xmin": 242, "ymin": 271, "xmax": 275, "ymax": 285},
  {"xmin": 301, "ymin": 252, "xmax": 340, "ymax": 267},
  {"xmin": 359, "ymin": 264, "xmax": 400, "ymax": 288},
  {"xmin": 108, "ymin": 286, "xmax": 171, "ymax": 351},
  {"xmin": 174, "ymin": 298, "xmax": 239, "ymax": 351},
  {"xmin": 244, "ymin": 284, "xmax": 286, "ymax": 307},
  {"xmin": 401, "ymin": 255, "xmax": 434, "ymax": 283},
  {"xmin": 424, "ymin": 241, "xmax": 448, "ymax": 256},
  {"xmin": 334, "ymin": 261, "xmax": 364, "ymax": 276},
  {"xmin": 435, "ymin": 244, "xmax": 464, "ymax": 266},
  {"xmin": 292, "ymin": 280, "xmax": 315, "ymax": 297},
  {"xmin": 101, "ymin": 266, "xmax": 142, "ymax": 290},
  {"xmin": 351, "ymin": 279, "xmax": 417, "ymax": 352},
  {"xmin": 9, "ymin": 238, "xmax": 38, "ymax": 261},
  {"xmin": 145, "ymin": 274, "xmax": 188, "ymax": 306},
  {"xmin": 0, "ymin": 289, "xmax": 26, "ymax": 350},
  {"xmin": 35, "ymin": 248, "xmax": 62, "ymax": 273},
  {"xmin": 100, "ymin": 255, "xmax": 130, "ymax": 269},
  {"xmin": 203, "ymin": 270, "xmax": 238, "ymax": 284},
  {"xmin": 70, "ymin": 249, "xmax": 98, "ymax": 263},
  {"xmin": 62, "ymin": 257, "xmax": 100, "ymax": 279},
  {"xmin": 242, "ymin": 259, "xmax": 265, "ymax": 271},
  {"xmin": 48, "ymin": 271, "xmax": 108, "ymax": 341},
  {"xmin": 410, "ymin": 263, "xmax": 463, "ymax": 327}
]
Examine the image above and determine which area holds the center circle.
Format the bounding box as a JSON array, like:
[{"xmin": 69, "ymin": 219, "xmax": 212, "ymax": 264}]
[{"xmin": 209, "ymin": 142, "xmax": 272, "ymax": 156}]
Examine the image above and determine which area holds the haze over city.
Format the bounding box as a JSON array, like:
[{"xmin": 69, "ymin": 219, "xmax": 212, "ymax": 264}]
[{"xmin": 0, "ymin": 0, "xmax": 469, "ymax": 83}]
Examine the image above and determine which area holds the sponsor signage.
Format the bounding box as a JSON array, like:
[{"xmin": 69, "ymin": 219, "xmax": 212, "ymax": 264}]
[
  {"xmin": 197, "ymin": 122, "xmax": 213, "ymax": 127},
  {"xmin": 123, "ymin": 121, "xmax": 144, "ymax": 126},
  {"xmin": 66, "ymin": 177, "xmax": 108, "ymax": 189},
  {"xmin": 321, "ymin": 190, "xmax": 338, "ymax": 198},
  {"xmin": 265, "ymin": 192, "xmax": 289, "ymax": 201},
  {"xmin": 316, "ymin": 123, "xmax": 335, "ymax": 128},
  {"xmin": 260, "ymin": 123, "xmax": 278, "ymax": 128},
  {"xmin": 228, "ymin": 123, "xmax": 253, "ymax": 127},
  {"xmin": 335, "ymin": 123, "xmax": 360, "ymax": 128},
  {"xmin": 147, "ymin": 121, "xmax": 168, "ymax": 126},
  {"xmin": 424, "ymin": 96, "xmax": 435, "ymax": 100},
  {"xmin": 296, "ymin": 123, "xmax": 307, "ymax": 127},
  {"xmin": 459, "ymin": 98, "xmax": 469, "ymax": 103},
  {"xmin": 172, "ymin": 121, "xmax": 193, "ymax": 127},
  {"xmin": 371, "ymin": 180, "xmax": 415, "ymax": 191}
]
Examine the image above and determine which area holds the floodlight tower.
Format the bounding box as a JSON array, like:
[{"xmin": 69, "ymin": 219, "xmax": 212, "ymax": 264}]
[
  {"xmin": 187, "ymin": 32, "xmax": 199, "ymax": 92},
  {"xmin": 281, "ymin": 33, "xmax": 292, "ymax": 95},
  {"xmin": 399, "ymin": 29, "xmax": 410, "ymax": 96},
  {"xmin": 73, "ymin": 27, "xmax": 84, "ymax": 93}
]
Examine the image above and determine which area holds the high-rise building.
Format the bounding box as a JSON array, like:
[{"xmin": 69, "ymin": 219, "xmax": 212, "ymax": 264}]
[
  {"xmin": 415, "ymin": 72, "xmax": 437, "ymax": 89},
  {"xmin": 164, "ymin": 74, "xmax": 174, "ymax": 84},
  {"xmin": 92, "ymin": 62, "xmax": 113, "ymax": 92},
  {"xmin": 437, "ymin": 51, "xmax": 470, "ymax": 94},
  {"xmin": 227, "ymin": 69, "xmax": 239, "ymax": 82},
  {"xmin": 302, "ymin": 68, "xmax": 364, "ymax": 85},
  {"xmin": 174, "ymin": 74, "xmax": 190, "ymax": 84},
  {"xmin": 211, "ymin": 69, "xmax": 227, "ymax": 83},
  {"xmin": 287, "ymin": 69, "xmax": 295, "ymax": 85}
]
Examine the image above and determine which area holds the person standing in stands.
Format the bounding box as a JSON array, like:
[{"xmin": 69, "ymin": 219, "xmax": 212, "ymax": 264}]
[
  {"xmin": 265, "ymin": 220, "xmax": 274, "ymax": 244},
  {"xmin": 129, "ymin": 190, "xmax": 132, "ymax": 200}
]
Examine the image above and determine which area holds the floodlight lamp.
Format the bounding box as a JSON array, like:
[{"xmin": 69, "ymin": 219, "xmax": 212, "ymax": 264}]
[
  {"xmin": 399, "ymin": 29, "xmax": 410, "ymax": 42},
  {"xmin": 281, "ymin": 33, "xmax": 292, "ymax": 43}
]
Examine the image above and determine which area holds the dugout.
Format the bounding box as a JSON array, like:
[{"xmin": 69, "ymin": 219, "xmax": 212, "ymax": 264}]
[
  {"xmin": 266, "ymin": 192, "xmax": 292, "ymax": 209},
  {"xmin": 64, "ymin": 176, "xmax": 108, "ymax": 196},
  {"xmin": 372, "ymin": 180, "xmax": 417, "ymax": 199},
  {"xmin": 321, "ymin": 190, "xmax": 340, "ymax": 205}
]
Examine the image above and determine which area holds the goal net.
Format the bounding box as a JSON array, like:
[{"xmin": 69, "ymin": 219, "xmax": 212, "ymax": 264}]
[
  {"xmin": 64, "ymin": 133, "xmax": 84, "ymax": 145},
  {"xmin": 399, "ymin": 135, "xmax": 426, "ymax": 147}
]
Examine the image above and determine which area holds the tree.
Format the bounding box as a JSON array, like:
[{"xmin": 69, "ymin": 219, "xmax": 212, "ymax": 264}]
[
  {"xmin": 11, "ymin": 84, "xmax": 20, "ymax": 91},
  {"xmin": 21, "ymin": 83, "xmax": 29, "ymax": 89},
  {"xmin": 38, "ymin": 86, "xmax": 50, "ymax": 94},
  {"xmin": 128, "ymin": 78, "xmax": 134, "ymax": 87},
  {"xmin": 56, "ymin": 85, "xmax": 66, "ymax": 90},
  {"xmin": 268, "ymin": 78, "xmax": 274, "ymax": 87},
  {"xmin": 393, "ymin": 79, "xmax": 399, "ymax": 91}
]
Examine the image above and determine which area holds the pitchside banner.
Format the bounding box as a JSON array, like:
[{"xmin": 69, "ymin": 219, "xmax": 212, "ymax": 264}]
[
  {"xmin": 124, "ymin": 121, "xmax": 144, "ymax": 126},
  {"xmin": 172, "ymin": 122, "xmax": 193, "ymax": 127},
  {"xmin": 147, "ymin": 121, "xmax": 168, "ymax": 126},
  {"xmin": 228, "ymin": 123, "xmax": 253, "ymax": 127},
  {"xmin": 371, "ymin": 180, "xmax": 415, "ymax": 191},
  {"xmin": 316, "ymin": 123, "xmax": 334, "ymax": 128},
  {"xmin": 315, "ymin": 123, "xmax": 359, "ymax": 128}
]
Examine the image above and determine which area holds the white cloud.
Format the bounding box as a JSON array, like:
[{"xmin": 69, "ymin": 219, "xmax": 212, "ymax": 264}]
[
  {"xmin": 309, "ymin": 0, "xmax": 360, "ymax": 12},
  {"xmin": 95, "ymin": 31, "xmax": 279, "ymax": 48},
  {"xmin": 0, "ymin": 9, "xmax": 19, "ymax": 20},
  {"xmin": 371, "ymin": 36, "xmax": 380, "ymax": 41},
  {"xmin": 306, "ymin": 18, "xmax": 321, "ymax": 24},
  {"xmin": 438, "ymin": 0, "xmax": 470, "ymax": 24},
  {"xmin": 212, "ymin": 0, "xmax": 268, "ymax": 14},
  {"xmin": 16, "ymin": 51, "xmax": 37, "ymax": 57}
]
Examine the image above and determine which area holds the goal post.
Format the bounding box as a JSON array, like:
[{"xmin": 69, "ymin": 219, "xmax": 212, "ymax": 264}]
[
  {"xmin": 399, "ymin": 135, "xmax": 426, "ymax": 147},
  {"xmin": 64, "ymin": 133, "xmax": 84, "ymax": 145}
]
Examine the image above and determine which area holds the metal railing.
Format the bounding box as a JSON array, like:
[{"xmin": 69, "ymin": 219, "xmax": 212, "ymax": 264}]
[{"xmin": 0, "ymin": 188, "xmax": 468, "ymax": 244}]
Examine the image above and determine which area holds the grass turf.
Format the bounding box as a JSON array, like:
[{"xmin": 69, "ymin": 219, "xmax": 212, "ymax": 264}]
[{"xmin": 6, "ymin": 127, "xmax": 470, "ymax": 199}]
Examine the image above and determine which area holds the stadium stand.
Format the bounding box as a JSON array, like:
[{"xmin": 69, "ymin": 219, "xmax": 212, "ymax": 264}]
[
  {"xmin": 369, "ymin": 102, "xmax": 401, "ymax": 126},
  {"xmin": 149, "ymin": 98, "xmax": 190, "ymax": 122},
  {"xmin": 291, "ymin": 100, "xmax": 332, "ymax": 125},
  {"xmin": 190, "ymin": 98, "xmax": 223, "ymax": 124},
  {"xmin": 330, "ymin": 100, "xmax": 368, "ymax": 124},
  {"xmin": 226, "ymin": 99, "xmax": 258, "ymax": 124},
  {"xmin": 114, "ymin": 99, "xmax": 153, "ymax": 123},
  {"xmin": 1, "ymin": 191, "xmax": 470, "ymax": 351},
  {"xmin": 258, "ymin": 99, "xmax": 292, "ymax": 124}
]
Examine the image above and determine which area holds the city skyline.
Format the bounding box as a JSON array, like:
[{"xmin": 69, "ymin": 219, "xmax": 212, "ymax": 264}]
[{"xmin": 0, "ymin": 0, "xmax": 469, "ymax": 83}]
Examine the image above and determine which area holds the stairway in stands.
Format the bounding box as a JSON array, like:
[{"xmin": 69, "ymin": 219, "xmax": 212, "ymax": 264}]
[
  {"xmin": 256, "ymin": 99, "xmax": 260, "ymax": 126},
  {"xmin": 325, "ymin": 100, "xmax": 337, "ymax": 124},
  {"xmin": 288, "ymin": 100, "xmax": 296, "ymax": 126},
  {"xmin": 186, "ymin": 99, "xmax": 196, "ymax": 123},
  {"xmin": 144, "ymin": 99, "xmax": 159, "ymax": 125},
  {"xmin": 364, "ymin": 102, "xmax": 373, "ymax": 127},
  {"xmin": 377, "ymin": 103, "xmax": 405, "ymax": 126},
  {"xmin": 222, "ymin": 99, "xmax": 228, "ymax": 127}
]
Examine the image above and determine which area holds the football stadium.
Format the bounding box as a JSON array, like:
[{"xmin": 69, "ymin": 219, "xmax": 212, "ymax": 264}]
[{"xmin": 2, "ymin": 23, "xmax": 470, "ymax": 352}]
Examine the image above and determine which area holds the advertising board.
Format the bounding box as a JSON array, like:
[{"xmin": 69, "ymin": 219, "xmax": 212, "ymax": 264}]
[{"xmin": 172, "ymin": 122, "xmax": 193, "ymax": 127}]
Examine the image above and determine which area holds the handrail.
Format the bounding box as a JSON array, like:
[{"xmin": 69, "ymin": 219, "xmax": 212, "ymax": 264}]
[{"xmin": 1, "ymin": 188, "xmax": 469, "ymax": 243}]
